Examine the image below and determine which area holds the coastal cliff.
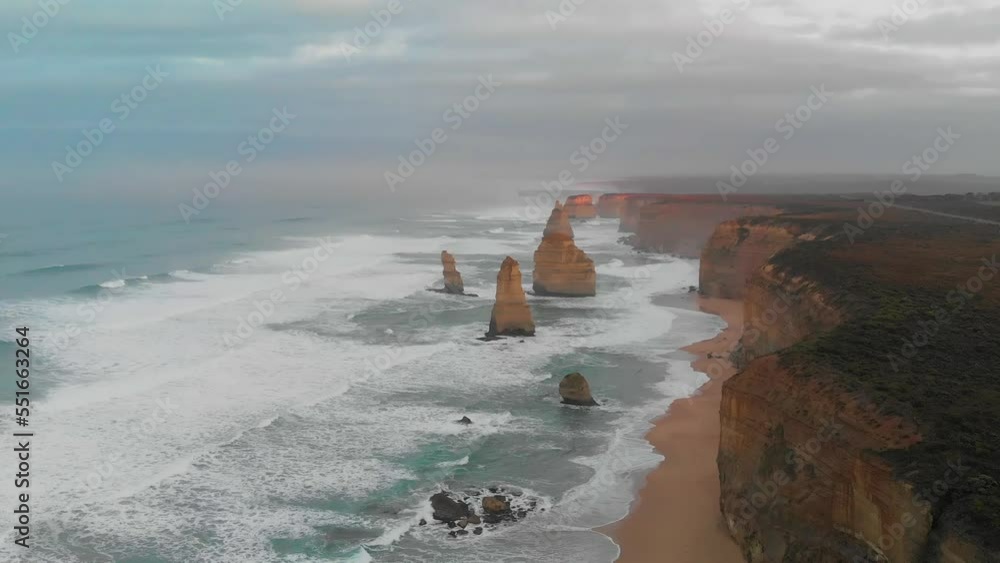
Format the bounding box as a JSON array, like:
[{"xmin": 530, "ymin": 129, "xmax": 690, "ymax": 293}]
[
  {"xmin": 714, "ymin": 219, "xmax": 1000, "ymax": 563},
  {"xmin": 699, "ymin": 217, "xmax": 839, "ymax": 300},
  {"xmin": 564, "ymin": 194, "xmax": 598, "ymax": 219},
  {"xmin": 634, "ymin": 202, "xmax": 780, "ymax": 258},
  {"xmin": 597, "ymin": 193, "xmax": 630, "ymax": 218},
  {"xmin": 533, "ymin": 203, "xmax": 596, "ymax": 296}
]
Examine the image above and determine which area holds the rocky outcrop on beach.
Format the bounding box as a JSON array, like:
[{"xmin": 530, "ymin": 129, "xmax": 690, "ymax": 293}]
[
  {"xmin": 441, "ymin": 251, "xmax": 464, "ymax": 294},
  {"xmin": 564, "ymin": 194, "xmax": 598, "ymax": 218},
  {"xmin": 713, "ymin": 212, "xmax": 1000, "ymax": 563},
  {"xmin": 486, "ymin": 257, "xmax": 535, "ymax": 338},
  {"xmin": 532, "ymin": 203, "xmax": 596, "ymax": 297},
  {"xmin": 559, "ymin": 372, "xmax": 598, "ymax": 406}
]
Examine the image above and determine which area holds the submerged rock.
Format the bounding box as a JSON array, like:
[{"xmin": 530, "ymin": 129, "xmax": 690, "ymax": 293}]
[
  {"xmin": 533, "ymin": 202, "xmax": 596, "ymax": 297},
  {"xmin": 456, "ymin": 416, "xmax": 473, "ymax": 425},
  {"xmin": 486, "ymin": 257, "xmax": 535, "ymax": 338},
  {"xmin": 430, "ymin": 492, "xmax": 472, "ymax": 523},
  {"xmin": 559, "ymin": 372, "xmax": 599, "ymax": 406}
]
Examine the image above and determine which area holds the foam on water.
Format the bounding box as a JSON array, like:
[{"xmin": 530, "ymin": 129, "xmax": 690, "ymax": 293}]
[{"xmin": 0, "ymin": 211, "xmax": 722, "ymax": 562}]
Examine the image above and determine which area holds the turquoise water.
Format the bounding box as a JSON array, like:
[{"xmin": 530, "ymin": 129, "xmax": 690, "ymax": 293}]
[{"xmin": 0, "ymin": 201, "xmax": 722, "ymax": 562}]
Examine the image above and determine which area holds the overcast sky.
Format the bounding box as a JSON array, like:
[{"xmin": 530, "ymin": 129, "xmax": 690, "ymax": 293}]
[{"xmin": 3, "ymin": 0, "xmax": 999, "ymax": 207}]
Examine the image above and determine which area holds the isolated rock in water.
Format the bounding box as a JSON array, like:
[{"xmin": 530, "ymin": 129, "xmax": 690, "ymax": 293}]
[
  {"xmin": 431, "ymin": 492, "xmax": 472, "ymax": 523},
  {"xmin": 559, "ymin": 372, "xmax": 598, "ymax": 406},
  {"xmin": 533, "ymin": 202, "xmax": 597, "ymax": 297},
  {"xmin": 564, "ymin": 194, "xmax": 598, "ymax": 218},
  {"xmin": 441, "ymin": 250, "xmax": 465, "ymax": 294},
  {"xmin": 482, "ymin": 495, "xmax": 510, "ymax": 515},
  {"xmin": 456, "ymin": 416, "xmax": 473, "ymax": 425},
  {"xmin": 486, "ymin": 257, "xmax": 536, "ymax": 337}
]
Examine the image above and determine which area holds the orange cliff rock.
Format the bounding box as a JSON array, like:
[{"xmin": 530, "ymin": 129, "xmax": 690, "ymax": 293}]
[
  {"xmin": 699, "ymin": 217, "xmax": 834, "ymax": 300},
  {"xmin": 596, "ymin": 193, "xmax": 629, "ymax": 218},
  {"xmin": 563, "ymin": 194, "xmax": 598, "ymax": 219},
  {"xmin": 635, "ymin": 200, "xmax": 781, "ymax": 258},
  {"xmin": 713, "ymin": 216, "xmax": 1000, "ymax": 563},
  {"xmin": 486, "ymin": 257, "xmax": 535, "ymax": 337},
  {"xmin": 440, "ymin": 251, "xmax": 464, "ymax": 294},
  {"xmin": 533, "ymin": 203, "xmax": 596, "ymax": 297},
  {"xmin": 719, "ymin": 263, "xmax": 922, "ymax": 563}
]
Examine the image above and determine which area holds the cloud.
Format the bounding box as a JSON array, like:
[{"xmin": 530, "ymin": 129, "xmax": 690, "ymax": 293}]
[{"xmin": 2, "ymin": 0, "xmax": 999, "ymax": 202}]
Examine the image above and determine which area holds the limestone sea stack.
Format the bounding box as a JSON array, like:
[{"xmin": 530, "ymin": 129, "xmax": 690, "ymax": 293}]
[
  {"xmin": 441, "ymin": 250, "xmax": 464, "ymax": 294},
  {"xmin": 486, "ymin": 257, "xmax": 535, "ymax": 338},
  {"xmin": 563, "ymin": 194, "xmax": 598, "ymax": 218},
  {"xmin": 532, "ymin": 203, "xmax": 596, "ymax": 297}
]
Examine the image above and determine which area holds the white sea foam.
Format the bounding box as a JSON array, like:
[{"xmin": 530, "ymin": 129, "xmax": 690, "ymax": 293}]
[{"xmin": 0, "ymin": 211, "xmax": 718, "ymax": 562}]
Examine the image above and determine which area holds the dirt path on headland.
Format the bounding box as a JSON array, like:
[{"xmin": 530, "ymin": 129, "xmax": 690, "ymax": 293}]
[{"xmin": 603, "ymin": 297, "xmax": 744, "ymax": 563}]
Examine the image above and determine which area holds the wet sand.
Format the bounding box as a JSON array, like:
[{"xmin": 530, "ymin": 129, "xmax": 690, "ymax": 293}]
[{"xmin": 605, "ymin": 297, "xmax": 744, "ymax": 563}]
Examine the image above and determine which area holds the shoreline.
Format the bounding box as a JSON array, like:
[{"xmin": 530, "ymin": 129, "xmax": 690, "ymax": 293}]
[{"xmin": 602, "ymin": 296, "xmax": 744, "ymax": 563}]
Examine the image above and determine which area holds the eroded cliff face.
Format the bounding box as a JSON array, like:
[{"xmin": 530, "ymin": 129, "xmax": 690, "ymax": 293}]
[
  {"xmin": 699, "ymin": 219, "xmax": 836, "ymax": 300},
  {"xmin": 736, "ymin": 261, "xmax": 847, "ymax": 369},
  {"xmin": 564, "ymin": 194, "xmax": 598, "ymax": 219},
  {"xmin": 635, "ymin": 203, "xmax": 780, "ymax": 258},
  {"xmin": 597, "ymin": 193, "xmax": 630, "ymax": 218},
  {"xmin": 720, "ymin": 354, "xmax": 928, "ymax": 563},
  {"xmin": 533, "ymin": 203, "xmax": 596, "ymax": 296},
  {"xmin": 619, "ymin": 195, "xmax": 668, "ymax": 233},
  {"xmin": 717, "ymin": 246, "xmax": 999, "ymax": 563}
]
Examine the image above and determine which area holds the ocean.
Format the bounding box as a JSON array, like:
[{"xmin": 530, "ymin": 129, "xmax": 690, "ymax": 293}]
[{"xmin": 0, "ymin": 199, "xmax": 724, "ymax": 562}]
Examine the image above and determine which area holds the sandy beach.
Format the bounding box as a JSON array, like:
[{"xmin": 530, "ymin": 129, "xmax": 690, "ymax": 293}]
[{"xmin": 605, "ymin": 297, "xmax": 744, "ymax": 563}]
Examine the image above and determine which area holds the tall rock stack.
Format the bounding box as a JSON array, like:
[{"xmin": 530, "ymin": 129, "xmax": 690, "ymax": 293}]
[
  {"xmin": 440, "ymin": 251, "xmax": 464, "ymax": 294},
  {"xmin": 486, "ymin": 257, "xmax": 536, "ymax": 337},
  {"xmin": 532, "ymin": 203, "xmax": 597, "ymax": 296},
  {"xmin": 564, "ymin": 194, "xmax": 598, "ymax": 218}
]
